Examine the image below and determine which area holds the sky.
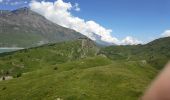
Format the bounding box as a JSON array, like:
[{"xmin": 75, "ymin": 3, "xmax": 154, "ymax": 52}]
[{"xmin": 0, "ymin": 0, "xmax": 170, "ymax": 45}]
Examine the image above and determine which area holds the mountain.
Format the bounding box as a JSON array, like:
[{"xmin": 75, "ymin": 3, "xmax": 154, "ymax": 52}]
[
  {"xmin": 0, "ymin": 39, "xmax": 157, "ymax": 100},
  {"xmin": 0, "ymin": 7, "xmax": 86, "ymax": 47},
  {"xmin": 100, "ymin": 37, "xmax": 170, "ymax": 69}
]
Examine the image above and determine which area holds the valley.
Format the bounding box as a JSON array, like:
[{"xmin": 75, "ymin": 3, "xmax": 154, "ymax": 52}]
[{"xmin": 0, "ymin": 2, "xmax": 169, "ymax": 100}]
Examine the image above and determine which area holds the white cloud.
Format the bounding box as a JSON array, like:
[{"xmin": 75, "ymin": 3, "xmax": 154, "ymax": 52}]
[
  {"xmin": 121, "ymin": 36, "xmax": 142, "ymax": 45},
  {"xmin": 29, "ymin": 0, "xmax": 141, "ymax": 45},
  {"xmin": 161, "ymin": 30, "xmax": 170, "ymax": 37},
  {"xmin": 74, "ymin": 3, "xmax": 80, "ymax": 11},
  {"xmin": 0, "ymin": 0, "xmax": 3, "ymax": 3}
]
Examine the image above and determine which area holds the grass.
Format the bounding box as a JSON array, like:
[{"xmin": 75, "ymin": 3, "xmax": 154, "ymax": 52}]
[
  {"xmin": 0, "ymin": 39, "xmax": 98, "ymax": 77},
  {"xmin": 0, "ymin": 56, "xmax": 157, "ymax": 100},
  {"xmin": 0, "ymin": 37, "xmax": 169, "ymax": 100},
  {"xmin": 100, "ymin": 37, "xmax": 170, "ymax": 69}
]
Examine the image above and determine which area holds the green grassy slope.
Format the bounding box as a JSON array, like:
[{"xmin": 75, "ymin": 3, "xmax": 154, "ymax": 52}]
[
  {"xmin": 100, "ymin": 37, "xmax": 170, "ymax": 69},
  {"xmin": 1, "ymin": 37, "xmax": 169, "ymax": 100},
  {"xmin": 0, "ymin": 39, "xmax": 98, "ymax": 77},
  {"xmin": 0, "ymin": 56, "xmax": 157, "ymax": 100}
]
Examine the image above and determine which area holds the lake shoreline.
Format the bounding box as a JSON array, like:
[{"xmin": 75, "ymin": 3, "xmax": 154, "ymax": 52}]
[{"xmin": 0, "ymin": 47, "xmax": 24, "ymax": 53}]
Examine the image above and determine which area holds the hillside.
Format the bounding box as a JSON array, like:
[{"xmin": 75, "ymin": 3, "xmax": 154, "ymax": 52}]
[
  {"xmin": 0, "ymin": 37, "xmax": 170, "ymax": 99},
  {"xmin": 0, "ymin": 56, "xmax": 157, "ymax": 100},
  {"xmin": 0, "ymin": 7, "xmax": 86, "ymax": 47},
  {"xmin": 100, "ymin": 37, "xmax": 170, "ymax": 69},
  {"xmin": 0, "ymin": 38, "xmax": 99, "ymax": 77}
]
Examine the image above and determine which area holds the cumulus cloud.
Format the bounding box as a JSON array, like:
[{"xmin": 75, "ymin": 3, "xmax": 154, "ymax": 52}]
[
  {"xmin": 29, "ymin": 0, "xmax": 141, "ymax": 45},
  {"xmin": 121, "ymin": 36, "xmax": 142, "ymax": 45},
  {"xmin": 161, "ymin": 30, "xmax": 170, "ymax": 37}
]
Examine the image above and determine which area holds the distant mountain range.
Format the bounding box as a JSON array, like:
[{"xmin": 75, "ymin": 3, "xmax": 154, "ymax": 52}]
[{"xmin": 0, "ymin": 7, "xmax": 87, "ymax": 47}]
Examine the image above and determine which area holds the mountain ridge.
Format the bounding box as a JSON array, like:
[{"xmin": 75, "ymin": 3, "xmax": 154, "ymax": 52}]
[{"xmin": 0, "ymin": 7, "xmax": 87, "ymax": 47}]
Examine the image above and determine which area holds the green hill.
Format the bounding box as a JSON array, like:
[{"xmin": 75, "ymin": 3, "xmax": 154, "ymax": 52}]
[
  {"xmin": 0, "ymin": 38, "xmax": 98, "ymax": 77},
  {"xmin": 100, "ymin": 37, "xmax": 170, "ymax": 69},
  {"xmin": 0, "ymin": 37, "xmax": 170, "ymax": 100}
]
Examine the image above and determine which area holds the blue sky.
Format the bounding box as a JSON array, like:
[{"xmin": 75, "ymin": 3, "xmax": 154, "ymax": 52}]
[{"xmin": 0, "ymin": 0, "xmax": 170, "ymax": 44}]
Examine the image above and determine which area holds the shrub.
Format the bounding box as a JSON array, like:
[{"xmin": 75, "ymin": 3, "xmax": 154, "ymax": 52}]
[
  {"xmin": 16, "ymin": 73, "xmax": 22, "ymax": 78},
  {"xmin": 20, "ymin": 58, "xmax": 24, "ymax": 62},
  {"xmin": 2, "ymin": 87, "xmax": 6, "ymax": 90},
  {"xmin": 5, "ymin": 71, "xmax": 10, "ymax": 75},
  {"xmin": 54, "ymin": 67, "xmax": 58, "ymax": 70},
  {"xmin": 13, "ymin": 73, "xmax": 22, "ymax": 78},
  {"xmin": 2, "ymin": 76, "xmax": 5, "ymax": 80}
]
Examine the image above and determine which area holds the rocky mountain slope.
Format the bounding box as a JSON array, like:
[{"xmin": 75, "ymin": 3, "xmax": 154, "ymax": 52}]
[{"xmin": 0, "ymin": 7, "xmax": 86, "ymax": 47}]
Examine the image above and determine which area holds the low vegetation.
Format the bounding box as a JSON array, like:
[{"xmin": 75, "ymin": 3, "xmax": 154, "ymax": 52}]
[
  {"xmin": 100, "ymin": 37, "xmax": 170, "ymax": 69},
  {"xmin": 0, "ymin": 56, "xmax": 157, "ymax": 100},
  {"xmin": 0, "ymin": 37, "xmax": 169, "ymax": 100}
]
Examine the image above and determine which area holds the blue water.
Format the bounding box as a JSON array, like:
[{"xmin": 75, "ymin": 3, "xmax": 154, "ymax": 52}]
[{"xmin": 0, "ymin": 48, "xmax": 23, "ymax": 53}]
